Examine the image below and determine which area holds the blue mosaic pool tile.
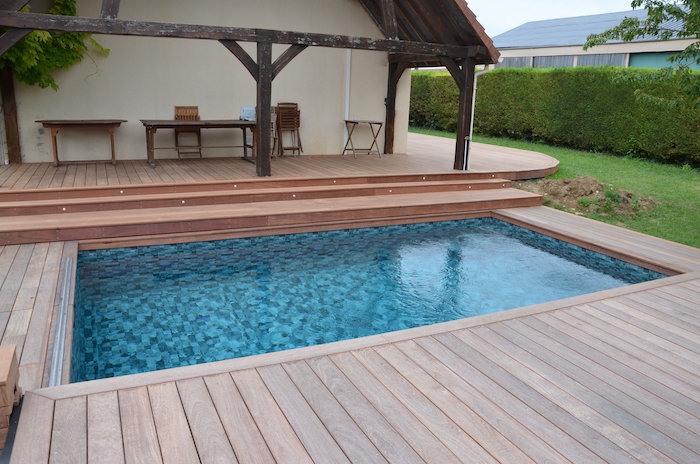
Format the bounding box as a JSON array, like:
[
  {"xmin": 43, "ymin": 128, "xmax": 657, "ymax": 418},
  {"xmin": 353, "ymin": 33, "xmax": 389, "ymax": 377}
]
[{"xmin": 71, "ymin": 218, "xmax": 666, "ymax": 382}]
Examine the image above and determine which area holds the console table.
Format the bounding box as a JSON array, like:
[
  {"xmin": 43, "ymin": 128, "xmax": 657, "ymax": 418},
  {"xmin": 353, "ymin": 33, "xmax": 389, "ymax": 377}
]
[{"xmin": 36, "ymin": 120, "xmax": 127, "ymax": 167}]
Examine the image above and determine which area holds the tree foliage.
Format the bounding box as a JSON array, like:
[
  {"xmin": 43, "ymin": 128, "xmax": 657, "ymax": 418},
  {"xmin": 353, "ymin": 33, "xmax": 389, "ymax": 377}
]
[
  {"xmin": 584, "ymin": 0, "xmax": 700, "ymax": 106},
  {"xmin": 0, "ymin": 0, "xmax": 108, "ymax": 90}
]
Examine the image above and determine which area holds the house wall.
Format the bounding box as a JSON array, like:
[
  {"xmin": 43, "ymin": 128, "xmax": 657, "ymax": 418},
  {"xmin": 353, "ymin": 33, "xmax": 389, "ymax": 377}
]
[{"xmin": 14, "ymin": 0, "xmax": 409, "ymax": 164}]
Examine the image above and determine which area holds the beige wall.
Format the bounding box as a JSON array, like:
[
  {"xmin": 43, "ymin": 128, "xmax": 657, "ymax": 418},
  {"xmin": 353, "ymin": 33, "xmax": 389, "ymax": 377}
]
[{"xmin": 14, "ymin": 0, "xmax": 409, "ymax": 163}]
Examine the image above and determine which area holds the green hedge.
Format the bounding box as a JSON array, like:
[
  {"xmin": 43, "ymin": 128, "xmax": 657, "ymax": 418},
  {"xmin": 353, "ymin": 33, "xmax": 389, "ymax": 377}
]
[{"xmin": 410, "ymin": 68, "xmax": 700, "ymax": 165}]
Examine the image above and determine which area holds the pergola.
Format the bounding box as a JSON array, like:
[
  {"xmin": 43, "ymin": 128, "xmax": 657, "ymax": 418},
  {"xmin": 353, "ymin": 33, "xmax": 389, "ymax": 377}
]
[{"xmin": 0, "ymin": 0, "xmax": 499, "ymax": 176}]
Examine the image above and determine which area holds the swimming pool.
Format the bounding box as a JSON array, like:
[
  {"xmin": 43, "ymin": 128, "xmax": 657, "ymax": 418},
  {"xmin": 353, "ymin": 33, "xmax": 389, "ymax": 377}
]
[{"xmin": 71, "ymin": 218, "xmax": 664, "ymax": 382}]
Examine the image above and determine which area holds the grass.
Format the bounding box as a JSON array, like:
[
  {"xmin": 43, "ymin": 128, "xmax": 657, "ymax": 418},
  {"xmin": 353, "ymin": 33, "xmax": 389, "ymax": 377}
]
[{"xmin": 409, "ymin": 127, "xmax": 700, "ymax": 248}]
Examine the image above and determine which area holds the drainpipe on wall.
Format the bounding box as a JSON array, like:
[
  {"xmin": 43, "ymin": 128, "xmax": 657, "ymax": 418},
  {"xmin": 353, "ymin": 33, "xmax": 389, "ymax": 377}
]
[{"xmin": 344, "ymin": 50, "xmax": 352, "ymax": 141}]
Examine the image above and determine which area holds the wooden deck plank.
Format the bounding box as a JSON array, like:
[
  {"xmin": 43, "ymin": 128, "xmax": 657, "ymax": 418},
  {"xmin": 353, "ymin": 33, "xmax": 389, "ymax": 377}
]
[
  {"xmin": 281, "ymin": 360, "xmax": 390, "ymax": 463},
  {"xmin": 12, "ymin": 242, "xmax": 49, "ymax": 312},
  {"xmin": 410, "ymin": 335, "xmax": 572, "ymax": 463},
  {"xmin": 352, "ymin": 346, "xmax": 503, "ymax": 463},
  {"xmin": 23, "ymin": 163, "xmax": 51, "ymax": 190},
  {"xmin": 95, "ymin": 164, "xmax": 108, "ymax": 187},
  {"xmin": 0, "ymin": 163, "xmax": 30, "ymax": 190},
  {"xmin": 87, "ymin": 391, "xmax": 125, "ymax": 464},
  {"xmin": 50, "ymin": 396, "xmax": 87, "ymax": 464},
  {"xmin": 20, "ymin": 242, "xmax": 63, "ymax": 368},
  {"xmin": 203, "ymin": 373, "xmax": 276, "ymax": 464},
  {"xmin": 509, "ymin": 316, "xmax": 700, "ymax": 437},
  {"xmin": 328, "ymin": 351, "xmax": 463, "ymax": 464},
  {"xmin": 590, "ymin": 301, "xmax": 700, "ymax": 359},
  {"xmin": 49, "ymin": 166, "xmax": 68, "ymax": 189},
  {"xmin": 175, "ymin": 377, "xmax": 238, "ymax": 463},
  {"xmin": 557, "ymin": 307, "xmax": 700, "ymax": 389},
  {"xmin": 475, "ymin": 322, "xmax": 700, "ymax": 459},
  {"xmin": 148, "ymin": 382, "xmax": 201, "ymax": 464},
  {"xmin": 257, "ymin": 363, "xmax": 352, "ymax": 463},
  {"xmin": 0, "ymin": 245, "xmax": 19, "ymax": 289},
  {"xmin": 230, "ymin": 368, "xmax": 313, "ymax": 464},
  {"xmin": 73, "ymin": 164, "xmax": 87, "ymax": 188},
  {"xmin": 118, "ymin": 386, "xmax": 164, "ymax": 464},
  {"xmin": 61, "ymin": 164, "xmax": 77, "ymax": 189},
  {"xmin": 652, "ymin": 286, "xmax": 700, "ymax": 314},
  {"xmin": 9, "ymin": 392, "xmax": 54, "ymax": 464},
  {"xmin": 0, "ymin": 163, "xmax": 21, "ymax": 187},
  {"xmin": 440, "ymin": 330, "xmax": 617, "ymax": 463},
  {"xmin": 547, "ymin": 308, "xmax": 700, "ymax": 405},
  {"xmin": 0, "ymin": 244, "xmax": 34, "ymax": 314},
  {"xmin": 305, "ymin": 355, "xmax": 426, "ymax": 464},
  {"xmin": 560, "ymin": 306, "xmax": 698, "ymax": 389},
  {"xmin": 617, "ymin": 294, "xmax": 700, "ymax": 332},
  {"xmin": 390, "ymin": 340, "xmax": 543, "ymax": 464},
  {"xmin": 11, "ymin": 163, "xmax": 40, "ymax": 190}
]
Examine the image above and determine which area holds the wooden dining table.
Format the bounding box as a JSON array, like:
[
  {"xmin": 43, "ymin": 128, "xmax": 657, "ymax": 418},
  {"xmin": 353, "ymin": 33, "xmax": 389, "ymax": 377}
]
[{"xmin": 140, "ymin": 119, "xmax": 256, "ymax": 167}]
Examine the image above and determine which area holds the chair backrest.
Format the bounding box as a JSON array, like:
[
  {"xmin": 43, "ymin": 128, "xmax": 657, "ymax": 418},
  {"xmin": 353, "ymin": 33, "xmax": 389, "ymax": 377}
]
[
  {"xmin": 277, "ymin": 109, "xmax": 300, "ymax": 130},
  {"xmin": 175, "ymin": 106, "xmax": 200, "ymax": 121},
  {"xmin": 277, "ymin": 102, "xmax": 298, "ymax": 110}
]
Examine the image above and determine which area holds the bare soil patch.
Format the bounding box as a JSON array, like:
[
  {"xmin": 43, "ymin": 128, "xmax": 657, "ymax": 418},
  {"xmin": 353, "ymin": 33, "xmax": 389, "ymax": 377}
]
[{"xmin": 513, "ymin": 175, "xmax": 658, "ymax": 218}]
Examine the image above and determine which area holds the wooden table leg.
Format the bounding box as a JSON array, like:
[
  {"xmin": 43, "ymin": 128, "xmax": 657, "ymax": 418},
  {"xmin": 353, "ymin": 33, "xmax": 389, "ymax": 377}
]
[
  {"xmin": 107, "ymin": 127, "xmax": 117, "ymax": 165},
  {"xmin": 146, "ymin": 127, "xmax": 156, "ymax": 168},
  {"xmin": 50, "ymin": 127, "xmax": 60, "ymax": 167},
  {"xmin": 368, "ymin": 122, "xmax": 382, "ymax": 157}
]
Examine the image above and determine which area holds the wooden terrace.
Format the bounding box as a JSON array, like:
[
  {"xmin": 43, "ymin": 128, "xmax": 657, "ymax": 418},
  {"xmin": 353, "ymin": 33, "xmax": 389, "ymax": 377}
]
[{"xmin": 1, "ymin": 135, "xmax": 700, "ymax": 462}]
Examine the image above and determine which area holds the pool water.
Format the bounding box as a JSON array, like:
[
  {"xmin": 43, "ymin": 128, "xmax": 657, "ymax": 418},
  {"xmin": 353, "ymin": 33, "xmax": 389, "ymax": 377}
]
[{"xmin": 71, "ymin": 218, "xmax": 664, "ymax": 382}]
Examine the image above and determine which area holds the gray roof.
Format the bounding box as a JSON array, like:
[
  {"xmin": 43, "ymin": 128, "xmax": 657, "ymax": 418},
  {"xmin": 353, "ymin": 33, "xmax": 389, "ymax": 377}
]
[{"xmin": 493, "ymin": 9, "xmax": 656, "ymax": 49}]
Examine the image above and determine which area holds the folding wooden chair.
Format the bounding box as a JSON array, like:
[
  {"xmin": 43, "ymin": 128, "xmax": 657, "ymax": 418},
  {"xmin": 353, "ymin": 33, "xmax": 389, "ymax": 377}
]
[
  {"xmin": 174, "ymin": 106, "xmax": 202, "ymax": 158},
  {"xmin": 276, "ymin": 102, "xmax": 303, "ymax": 156}
]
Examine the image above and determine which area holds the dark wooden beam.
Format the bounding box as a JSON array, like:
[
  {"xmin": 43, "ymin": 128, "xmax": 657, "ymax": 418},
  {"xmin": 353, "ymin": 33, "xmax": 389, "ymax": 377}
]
[
  {"xmin": 220, "ymin": 40, "xmax": 259, "ymax": 80},
  {"xmin": 0, "ymin": 1, "xmax": 29, "ymax": 10},
  {"xmin": 100, "ymin": 0, "xmax": 121, "ymax": 20},
  {"xmin": 380, "ymin": 0, "xmax": 399, "ymax": 40},
  {"xmin": 384, "ymin": 61, "xmax": 409, "ymax": 154},
  {"xmin": 272, "ymin": 44, "xmax": 307, "ymax": 80},
  {"xmin": 0, "ymin": 11, "xmax": 478, "ymax": 59},
  {"xmin": 454, "ymin": 58, "xmax": 476, "ymax": 170},
  {"xmin": 0, "ymin": 66, "xmax": 21, "ymax": 163},
  {"xmin": 439, "ymin": 56, "xmax": 465, "ymax": 92},
  {"xmin": 0, "ymin": 27, "xmax": 30, "ymax": 56},
  {"xmin": 389, "ymin": 47, "xmax": 488, "ymax": 63},
  {"xmin": 256, "ymin": 42, "xmax": 272, "ymax": 177}
]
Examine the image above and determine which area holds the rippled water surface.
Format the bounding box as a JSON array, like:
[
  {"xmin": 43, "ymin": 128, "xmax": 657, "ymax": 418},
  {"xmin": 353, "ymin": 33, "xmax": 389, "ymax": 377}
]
[{"xmin": 72, "ymin": 218, "xmax": 664, "ymax": 381}]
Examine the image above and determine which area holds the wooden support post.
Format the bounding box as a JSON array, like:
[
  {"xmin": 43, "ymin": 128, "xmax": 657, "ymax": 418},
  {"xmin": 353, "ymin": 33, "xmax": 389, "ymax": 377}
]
[
  {"xmin": 454, "ymin": 58, "xmax": 475, "ymax": 170},
  {"xmin": 100, "ymin": 0, "xmax": 121, "ymax": 19},
  {"xmin": 256, "ymin": 41, "xmax": 272, "ymax": 177},
  {"xmin": 384, "ymin": 61, "xmax": 408, "ymax": 154},
  {"xmin": 380, "ymin": 0, "xmax": 399, "ymax": 39},
  {"xmin": 0, "ymin": 66, "xmax": 21, "ymax": 164}
]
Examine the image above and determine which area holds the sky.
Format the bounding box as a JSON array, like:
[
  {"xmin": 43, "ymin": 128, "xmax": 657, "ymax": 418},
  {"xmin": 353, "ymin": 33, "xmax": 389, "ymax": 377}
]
[{"xmin": 466, "ymin": 0, "xmax": 641, "ymax": 37}]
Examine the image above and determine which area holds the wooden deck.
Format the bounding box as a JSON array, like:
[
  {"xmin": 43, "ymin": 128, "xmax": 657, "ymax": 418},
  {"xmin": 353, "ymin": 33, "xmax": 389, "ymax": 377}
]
[
  {"xmin": 10, "ymin": 265, "xmax": 700, "ymax": 463},
  {"xmin": 2, "ymin": 135, "xmax": 700, "ymax": 462},
  {"xmin": 0, "ymin": 133, "xmax": 558, "ymax": 190}
]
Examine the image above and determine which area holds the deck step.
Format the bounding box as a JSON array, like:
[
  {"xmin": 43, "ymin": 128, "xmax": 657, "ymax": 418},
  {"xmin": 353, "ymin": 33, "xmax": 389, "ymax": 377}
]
[
  {"xmin": 0, "ymin": 188, "xmax": 542, "ymax": 246},
  {"xmin": 0, "ymin": 179, "xmax": 512, "ymax": 216},
  {"xmin": 0, "ymin": 172, "xmax": 507, "ymax": 202}
]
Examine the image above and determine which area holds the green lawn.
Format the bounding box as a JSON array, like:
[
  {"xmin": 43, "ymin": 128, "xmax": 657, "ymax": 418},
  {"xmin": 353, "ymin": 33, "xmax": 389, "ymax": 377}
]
[{"xmin": 409, "ymin": 127, "xmax": 700, "ymax": 248}]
